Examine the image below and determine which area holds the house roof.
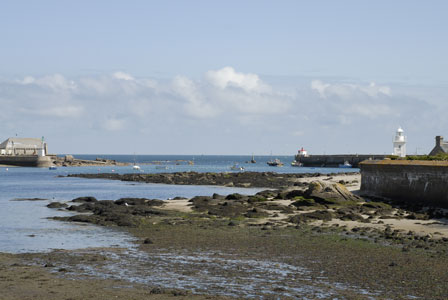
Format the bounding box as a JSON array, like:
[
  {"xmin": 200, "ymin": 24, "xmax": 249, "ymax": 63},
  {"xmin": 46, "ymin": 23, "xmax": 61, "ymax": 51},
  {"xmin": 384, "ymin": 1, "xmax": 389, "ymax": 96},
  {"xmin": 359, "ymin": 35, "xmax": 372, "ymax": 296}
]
[{"xmin": 0, "ymin": 138, "xmax": 44, "ymax": 149}]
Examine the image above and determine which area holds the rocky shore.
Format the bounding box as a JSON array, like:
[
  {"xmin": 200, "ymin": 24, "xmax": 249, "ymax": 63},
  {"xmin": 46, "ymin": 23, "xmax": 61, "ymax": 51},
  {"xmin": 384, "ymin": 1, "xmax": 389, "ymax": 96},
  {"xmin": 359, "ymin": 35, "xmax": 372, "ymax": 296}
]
[
  {"xmin": 3, "ymin": 171, "xmax": 448, "ymax": 299},
  {"xmin": 51, "ymin": 155, "xmax": 128, "ymax": 167},
  {"xmin": 67, "ymin": 171, "xmax": 359, "ymax": 188}
]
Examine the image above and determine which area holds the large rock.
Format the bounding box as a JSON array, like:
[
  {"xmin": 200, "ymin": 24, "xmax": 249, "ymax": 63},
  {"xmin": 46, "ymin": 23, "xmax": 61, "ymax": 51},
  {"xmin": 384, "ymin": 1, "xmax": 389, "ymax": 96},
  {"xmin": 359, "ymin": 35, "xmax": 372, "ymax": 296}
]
[{"xmin": 304, "ymin": 180, "xmax": 362, "ymax": 206}]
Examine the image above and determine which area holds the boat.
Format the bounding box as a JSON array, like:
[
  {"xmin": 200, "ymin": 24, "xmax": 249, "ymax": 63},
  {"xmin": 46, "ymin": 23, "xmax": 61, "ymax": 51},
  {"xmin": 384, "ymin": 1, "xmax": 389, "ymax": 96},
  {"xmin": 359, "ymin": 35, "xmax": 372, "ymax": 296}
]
[
  {"xmin": 339, "ymin": 161, "xmax": 352, "ymax": 168},
  {"xmin": 248, "ymin": 154, "xmax": 256, "ymax": 163},
  {"xmin": 230, "ymin": 164, "xmax": 245, "ymax": 171},
  {"xmin": 291, "ymin": 160, "xmax": 303, "ymax": 167},
  {"xmin": 48, "ymin": 166, "xmax": 57, "ymax": 170},
  {"xmin": 267, "ymin": 158, "xmax": 284, "ymax": 167},
  {"xmin": 132, "ymin": 153, "xmax": 141, "ymax": 170}
]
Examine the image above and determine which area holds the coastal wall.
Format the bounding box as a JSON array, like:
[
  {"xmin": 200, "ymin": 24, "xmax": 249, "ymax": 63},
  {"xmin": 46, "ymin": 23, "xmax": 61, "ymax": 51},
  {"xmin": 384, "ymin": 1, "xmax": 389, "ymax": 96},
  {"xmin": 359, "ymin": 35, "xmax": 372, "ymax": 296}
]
[
  {"xmin": 296, "ymin": 154, "xmax": 387, "ymax": 167},
  {"xmin": 0, "ymin": 155, "xmax": 53, "ymax": 167},
  {"xmin": 360, "ymin": 160, "xmax": 448, "ymax": 207}
]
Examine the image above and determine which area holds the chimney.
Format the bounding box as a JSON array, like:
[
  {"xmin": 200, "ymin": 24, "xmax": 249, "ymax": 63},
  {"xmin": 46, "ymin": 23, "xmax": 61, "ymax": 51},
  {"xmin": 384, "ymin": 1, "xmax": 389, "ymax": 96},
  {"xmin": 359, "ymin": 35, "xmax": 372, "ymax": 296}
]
[{"xmin": 436, "ymin": 136, "xmax": 444, "ymax": 147}]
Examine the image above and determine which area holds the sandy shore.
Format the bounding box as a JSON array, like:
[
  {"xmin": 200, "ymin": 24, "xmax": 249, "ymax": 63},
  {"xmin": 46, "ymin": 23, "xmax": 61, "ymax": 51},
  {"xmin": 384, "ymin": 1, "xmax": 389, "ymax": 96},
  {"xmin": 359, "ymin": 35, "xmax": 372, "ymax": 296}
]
[
  {"xmin": 157, "ymin": 173, "xmax": 448, "ymax": 239},
  {"xmin": 2, "ymin": 171, "xmax": 448, "ymax": 299}
]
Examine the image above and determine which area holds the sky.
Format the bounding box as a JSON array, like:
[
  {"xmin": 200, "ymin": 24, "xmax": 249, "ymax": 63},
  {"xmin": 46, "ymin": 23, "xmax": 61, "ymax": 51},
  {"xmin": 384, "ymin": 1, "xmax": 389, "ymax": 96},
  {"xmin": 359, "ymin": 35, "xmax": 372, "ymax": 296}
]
[{"xmin": 0, "ymin": 0, "xmax": 447, "ymax": 155}]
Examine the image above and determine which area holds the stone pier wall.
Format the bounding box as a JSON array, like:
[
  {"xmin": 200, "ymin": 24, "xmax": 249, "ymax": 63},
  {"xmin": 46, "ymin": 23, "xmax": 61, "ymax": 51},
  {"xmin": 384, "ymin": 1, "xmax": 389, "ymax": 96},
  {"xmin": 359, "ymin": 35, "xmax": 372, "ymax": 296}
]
[
  {"xmin": 360, "ymin": 160, "xmax": 448, "ymax": 207},
  {"xmin": 296, "ymin": 154, "xmax": 387, "ymax": 167},
  {"xmin": 0, "ymin": 155, "xmax": 53, "ymax": 167}
]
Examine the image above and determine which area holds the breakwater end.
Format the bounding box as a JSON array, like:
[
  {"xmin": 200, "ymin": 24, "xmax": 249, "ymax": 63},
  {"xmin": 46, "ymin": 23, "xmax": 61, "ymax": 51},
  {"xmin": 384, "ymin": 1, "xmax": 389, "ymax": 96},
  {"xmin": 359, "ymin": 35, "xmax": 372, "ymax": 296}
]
[
  {"xmin": 52, "ymin": 155, "xmax": 128, "ymax": 167},
  {"xmin": 0, "ymin": 154, "xmax": 128, "ymax": 167},
  {"xmin": 0, "ymin": 155, "xmax": 52, "ymax": 167},
  {"xmin": 296, "ymin": 154, "xmax": 387, "ymax": 167},
  {"xmin": 360, "ymin": 160, "xmax": 448, "ymax": 208}
]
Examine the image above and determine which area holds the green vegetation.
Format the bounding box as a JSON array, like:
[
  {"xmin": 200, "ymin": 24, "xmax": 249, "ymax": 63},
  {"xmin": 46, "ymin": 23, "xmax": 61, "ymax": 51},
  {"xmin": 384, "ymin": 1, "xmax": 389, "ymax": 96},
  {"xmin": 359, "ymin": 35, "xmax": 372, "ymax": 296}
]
[
  {"xmin": 406, "ymin": 153, "xmax": 448, "ymax": 161},
  {"xmin": 388, "ymin": 153, "xmax": 448, "ymax": 161}
]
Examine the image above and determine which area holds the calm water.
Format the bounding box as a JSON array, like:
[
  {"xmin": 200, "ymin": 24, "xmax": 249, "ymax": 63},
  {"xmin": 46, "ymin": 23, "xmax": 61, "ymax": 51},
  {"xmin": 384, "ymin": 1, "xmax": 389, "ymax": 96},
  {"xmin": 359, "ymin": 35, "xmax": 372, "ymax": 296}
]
[
  {"xmin": 0, "ymin": 155, "xmax": 358, "ymax": 253},
  {"xmin": 69, "ymin": 154, "xmax": 360, "ymax": 174}
]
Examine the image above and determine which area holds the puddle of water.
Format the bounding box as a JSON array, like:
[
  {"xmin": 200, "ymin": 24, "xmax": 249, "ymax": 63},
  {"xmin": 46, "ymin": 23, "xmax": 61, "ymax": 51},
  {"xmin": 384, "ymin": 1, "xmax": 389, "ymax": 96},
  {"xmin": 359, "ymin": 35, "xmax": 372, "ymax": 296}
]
[{"xmin": 41, "ymin": 247, "xmax": 381, "ymax": 299}]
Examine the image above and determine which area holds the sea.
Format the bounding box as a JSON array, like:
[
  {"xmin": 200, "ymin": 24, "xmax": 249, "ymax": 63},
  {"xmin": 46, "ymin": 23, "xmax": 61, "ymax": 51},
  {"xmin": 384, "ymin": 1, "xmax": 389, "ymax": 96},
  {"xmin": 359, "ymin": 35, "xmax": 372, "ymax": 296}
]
[{"xmin": 0, "ymin": 155, "xmax": 358, "ymax": 253}]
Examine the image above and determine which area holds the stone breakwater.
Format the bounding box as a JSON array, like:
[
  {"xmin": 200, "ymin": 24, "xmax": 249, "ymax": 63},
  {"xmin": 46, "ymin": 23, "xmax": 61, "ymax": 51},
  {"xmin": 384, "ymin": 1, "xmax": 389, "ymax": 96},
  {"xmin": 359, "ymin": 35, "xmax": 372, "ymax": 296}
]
[
  {"xmin": 52, "ymin": 155, "xmax": 128, "ymax": 167},
  {"xmin": 360, "ymin": 160, "xmax": 448, "ymax": 208},
  {"xmin": 67, "ymin": 171, "xmax": 357, "ymax": 189},
  {"xmin": 0, "ymin": 155, "xmax": 53, "ymax": 167}
]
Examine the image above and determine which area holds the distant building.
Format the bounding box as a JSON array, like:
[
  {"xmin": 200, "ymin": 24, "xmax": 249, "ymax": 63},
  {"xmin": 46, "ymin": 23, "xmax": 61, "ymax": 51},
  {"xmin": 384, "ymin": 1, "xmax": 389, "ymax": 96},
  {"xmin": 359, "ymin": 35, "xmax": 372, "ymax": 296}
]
[
  {"xmin": 0, "ymin": 137, "xmax": 47, "ymax": 156},
  {"xmin": 393, "ymin": 127, "xmax": 406, "ymax": 157},
  {"xmin": 429, "ymin": 136, "xmax": 448, "ymax": 156}
]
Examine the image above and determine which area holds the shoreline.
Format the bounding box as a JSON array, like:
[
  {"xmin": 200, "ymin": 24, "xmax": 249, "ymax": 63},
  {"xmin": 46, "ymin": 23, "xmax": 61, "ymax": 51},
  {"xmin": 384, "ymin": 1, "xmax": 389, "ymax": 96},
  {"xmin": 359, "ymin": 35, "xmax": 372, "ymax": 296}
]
[
  {"xmin": 67, "ymin": 171, "xmax": 360, "ymax": 189},
  {"xmin": 2, "ymin": 171, "xmax": 448, "ymax": 299}
]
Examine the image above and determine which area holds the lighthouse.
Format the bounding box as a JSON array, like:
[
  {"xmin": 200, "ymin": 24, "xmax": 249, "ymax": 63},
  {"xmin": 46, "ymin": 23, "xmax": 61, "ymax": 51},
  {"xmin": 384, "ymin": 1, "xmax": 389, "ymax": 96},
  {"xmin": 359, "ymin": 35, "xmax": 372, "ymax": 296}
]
[{"xmin": 393, "ymin": 127, "xmax": 406, "ymax": 157}]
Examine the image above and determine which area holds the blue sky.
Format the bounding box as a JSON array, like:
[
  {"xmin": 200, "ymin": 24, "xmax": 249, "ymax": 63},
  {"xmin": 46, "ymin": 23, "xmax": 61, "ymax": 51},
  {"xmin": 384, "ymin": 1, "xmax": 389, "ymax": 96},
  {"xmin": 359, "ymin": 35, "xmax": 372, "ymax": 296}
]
[{"xmin": 0, "ymin": 1, "xmax": 447, "ymax": 154}]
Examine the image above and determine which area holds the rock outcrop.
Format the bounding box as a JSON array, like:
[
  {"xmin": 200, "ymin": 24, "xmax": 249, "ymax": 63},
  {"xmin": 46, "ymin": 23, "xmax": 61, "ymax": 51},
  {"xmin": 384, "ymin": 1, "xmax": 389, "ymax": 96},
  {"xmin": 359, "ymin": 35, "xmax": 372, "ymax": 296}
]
[{"xmin": 304, "ymin": 180, "xmax": 363, "ymax": 205}]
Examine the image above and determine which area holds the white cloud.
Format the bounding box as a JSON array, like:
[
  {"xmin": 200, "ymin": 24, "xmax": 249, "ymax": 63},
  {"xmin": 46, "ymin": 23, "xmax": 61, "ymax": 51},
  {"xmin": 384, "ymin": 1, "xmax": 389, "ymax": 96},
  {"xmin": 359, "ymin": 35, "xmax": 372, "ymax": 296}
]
[
  {"xmin": 311, "ymin": 80, "xmax": 391, "ymax": 99},
  {"xmin": 308, "ymin": 79, "xmax": 395, "ymax": 121},
  {"xmin": 172, "ymin": 75, "xmax": 218, "ymax": 118},
  {"xmin": 169, "ymin": 68, "xmax": 290, "ymax": 118},
  {"xmin": 113, "ymin": 71, "xmax": 134, "ymax": 81},
  {"xmin": 0, "ymin": 69, "xmax": 442, "ymax": 154},
  {"xmin": 205, "ymin": 66, "xmax": 270, "ymax": 93},
  {"xmin": 20, "ymin": 74, "xmax": 77, "ymax": 91}
]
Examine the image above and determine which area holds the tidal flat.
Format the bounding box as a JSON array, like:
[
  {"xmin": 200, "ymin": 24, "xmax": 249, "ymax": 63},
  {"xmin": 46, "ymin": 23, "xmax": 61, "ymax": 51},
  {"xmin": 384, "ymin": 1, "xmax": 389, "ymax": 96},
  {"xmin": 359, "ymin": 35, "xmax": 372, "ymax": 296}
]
[{"xmin": 2, "ymin": 172, "xmax": 448, "ymax": 299}]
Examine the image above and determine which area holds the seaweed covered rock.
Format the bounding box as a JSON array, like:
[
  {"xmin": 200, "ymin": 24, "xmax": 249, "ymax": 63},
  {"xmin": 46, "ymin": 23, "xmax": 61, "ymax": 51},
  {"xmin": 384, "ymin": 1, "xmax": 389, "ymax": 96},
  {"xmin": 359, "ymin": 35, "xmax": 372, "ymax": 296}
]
[
  {"xmin": 288, "ymin": 210, "xmax": 334, "ymax": 224},
  {"xmin": 245, "ymin": 208, "xmax": 270, "ymax": 218},
  {"xmin": 291, "ymin": 198, "xmax": 318, "ymax": 208},
  {"xmin": 304, "ymin": 181, "xmax": 363, "ymax": 206},
  {"xmin": 115, "ymin": 198, "xmax": 164, "ymax": 206},
  {"xmin": 47, "ymin": 202, "xmax": 68, "ymax": 209},
  {"xmin": 72, "ymin": 196, "xmax": 98, "ymax": 203}
]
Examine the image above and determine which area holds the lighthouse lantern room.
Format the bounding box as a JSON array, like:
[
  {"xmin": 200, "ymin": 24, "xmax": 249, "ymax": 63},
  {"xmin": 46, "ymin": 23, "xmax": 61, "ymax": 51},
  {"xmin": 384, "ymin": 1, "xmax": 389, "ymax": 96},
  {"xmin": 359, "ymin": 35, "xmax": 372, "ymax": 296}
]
[
  {"xmin": 393, "ymin": 127, "xmax": 406, "ymax": 157},
  {"xmin": 297, "ymin": 147, "xmax": 308, "ymax": 157}
]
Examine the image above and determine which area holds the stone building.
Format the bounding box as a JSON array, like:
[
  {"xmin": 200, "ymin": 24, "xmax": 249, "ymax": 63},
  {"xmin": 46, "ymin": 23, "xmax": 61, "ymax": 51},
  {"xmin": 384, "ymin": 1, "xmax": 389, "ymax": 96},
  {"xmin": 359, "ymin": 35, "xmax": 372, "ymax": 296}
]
[
  {"xmin": 0, "ymin": 137, "xmax": 48, "ymax": 156},
  {"xmin": 429, "ymin": 136, "xmax": 448, "ymax": 156}
]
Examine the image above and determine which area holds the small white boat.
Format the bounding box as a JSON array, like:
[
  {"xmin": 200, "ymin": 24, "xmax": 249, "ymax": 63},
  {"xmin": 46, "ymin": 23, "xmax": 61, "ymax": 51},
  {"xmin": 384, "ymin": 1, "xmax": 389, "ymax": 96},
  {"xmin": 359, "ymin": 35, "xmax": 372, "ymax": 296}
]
[
  {"xmin": 132, "ymin": 153, "xmax": 141, "ymax": 170},
  {"xmin": 339, "ymin": 161, "xmax": 352, "ymax": 168},
  {"xmin": 230, "ymin": 164, "xmax": 245, "ymax": 171},
  {"xmin": 291, "ymin": 160, "xmax": 303, "ymax": 167}
]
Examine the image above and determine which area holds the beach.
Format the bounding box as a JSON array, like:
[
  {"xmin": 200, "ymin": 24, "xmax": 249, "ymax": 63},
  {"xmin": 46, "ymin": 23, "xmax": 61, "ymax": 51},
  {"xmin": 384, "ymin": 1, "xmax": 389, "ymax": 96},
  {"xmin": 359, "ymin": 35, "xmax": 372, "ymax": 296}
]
[{"xmin": 1, "ymin": 170, "xmax": 447, "ymax": 299}]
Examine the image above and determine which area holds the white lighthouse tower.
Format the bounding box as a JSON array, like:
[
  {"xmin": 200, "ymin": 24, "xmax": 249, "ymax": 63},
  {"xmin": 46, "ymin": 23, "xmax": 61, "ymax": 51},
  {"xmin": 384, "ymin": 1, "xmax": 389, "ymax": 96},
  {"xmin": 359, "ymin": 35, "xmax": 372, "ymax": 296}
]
[{"xmin": 393, "ymin": 127, "xmax": 406, "ymax": 157}]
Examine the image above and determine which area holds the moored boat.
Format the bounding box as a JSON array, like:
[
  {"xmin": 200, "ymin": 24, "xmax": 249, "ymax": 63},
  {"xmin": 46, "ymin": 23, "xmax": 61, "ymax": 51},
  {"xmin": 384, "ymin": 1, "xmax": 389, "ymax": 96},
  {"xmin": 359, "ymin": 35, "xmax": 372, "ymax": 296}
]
[
  {"xmin": 230, "ymin": 164, "xmax": 245, "ymax": 171},
  {"xmin": 291, "ymin": 160, "xmax": 303, "ymax": 167},
  {"xmin": 339, "ymin": 161, "xmax": 352, "ymax": 168},
  {"xmin": 267, "ymin": 158, "xmax": 284, "ymax": 167}
]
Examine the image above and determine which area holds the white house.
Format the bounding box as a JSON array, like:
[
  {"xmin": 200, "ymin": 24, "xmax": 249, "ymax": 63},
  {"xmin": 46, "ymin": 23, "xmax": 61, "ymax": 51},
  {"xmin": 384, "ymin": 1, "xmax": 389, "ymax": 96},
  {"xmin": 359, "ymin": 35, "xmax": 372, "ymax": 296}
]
[{"xmin": 0, "ymin": 137, "xmax": 47, "ymax": 156}]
